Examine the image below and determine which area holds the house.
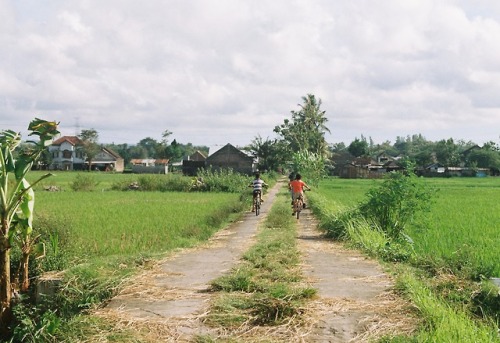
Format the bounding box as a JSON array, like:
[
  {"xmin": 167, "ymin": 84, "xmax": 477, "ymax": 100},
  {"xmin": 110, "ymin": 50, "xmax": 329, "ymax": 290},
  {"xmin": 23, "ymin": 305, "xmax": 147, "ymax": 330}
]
[
  {"xmin": 48, "ymin": 136, "xmax": 124, "ymax": 172},
  {"xmin": 182, "ymin": 150, "xmax": 207, "ymax": 176},
  {"xmin": 131, "ymin": 159, "xmax": 169, "ymax": 174},
  {"xmin": 205, "ymin": 143, "xmax": 256, "ymax": 175},
  {"xmin": 338, "ymin": 157, "xmax": 388, "ymax": 179},
  {"xmin": 92, "ymin": 147, "xmax": 125, "ymax": 172},
  {"xmin": 48, "ymin": 136, "xmax": 85, "ymax": 171}
]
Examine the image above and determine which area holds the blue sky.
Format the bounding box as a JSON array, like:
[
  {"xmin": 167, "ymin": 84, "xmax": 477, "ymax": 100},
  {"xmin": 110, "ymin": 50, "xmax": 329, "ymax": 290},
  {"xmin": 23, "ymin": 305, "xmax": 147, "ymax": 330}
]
[{"xmin": 1, "ymin": 0, "xmax": 499, "ymax": 147}]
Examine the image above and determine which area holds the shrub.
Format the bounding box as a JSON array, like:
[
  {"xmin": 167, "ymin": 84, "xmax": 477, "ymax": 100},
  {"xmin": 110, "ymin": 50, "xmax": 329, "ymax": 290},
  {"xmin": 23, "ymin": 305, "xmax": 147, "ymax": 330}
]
[
  {"xmin": 358, "ymin": 166, "xmax": 436, "ymax": 239},
  {"xmin": 110, "ymin": 174, "xmax": 192, "ymax": 192},
  {"xmin": 194, "ymin": 168, "xmax": 249, "ymax": 193},
  {"xmin": 70, "ymin": 174, "xmax": 99, "ymax": 191}
]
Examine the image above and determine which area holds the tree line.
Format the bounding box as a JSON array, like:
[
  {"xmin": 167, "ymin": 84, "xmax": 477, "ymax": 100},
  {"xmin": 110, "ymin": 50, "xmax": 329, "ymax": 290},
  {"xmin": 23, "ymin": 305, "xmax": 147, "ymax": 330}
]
[
  {"xmin": 336, "ymin": 134, "xmax": 500, "ymax": 171},
  {"xmin": 25, "ymin": 93, "xmax": 500, "ymax": 174}
]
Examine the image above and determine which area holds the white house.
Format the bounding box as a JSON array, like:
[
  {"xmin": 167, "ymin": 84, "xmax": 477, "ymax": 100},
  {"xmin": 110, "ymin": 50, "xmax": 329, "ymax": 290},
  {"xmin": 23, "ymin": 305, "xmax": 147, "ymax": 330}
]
[
  {"xmin": 48, "ymin": 136, "xmax": 86, "ymax": 171},
  {"xmin": 48, "ymin": 136, "xmax": 124, "ymax": 172}
]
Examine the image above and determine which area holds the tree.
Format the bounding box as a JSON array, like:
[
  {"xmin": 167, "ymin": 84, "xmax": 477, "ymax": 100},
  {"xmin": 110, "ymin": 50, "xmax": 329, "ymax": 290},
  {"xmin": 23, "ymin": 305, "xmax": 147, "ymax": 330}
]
[
  {"xmin": 137, "ymin": 137, "xmax": 159, "ymax": 158},
  {"xmin": 78, "ymin": 129, "xmax": 100, "ymax": 171},
  {"xmin": 291, "ymin": 150, "xmax": 327, "ymax": 186},
  {"xmin": 434, "ymin": 138, "xmax": 460, "ymax": 166},
  {"xmin": 347, "ymin": 137, "xmax": 368, "ymax": 157},
  {"xmin": 274, "ymin": 94, "xmax": 331, "ymax": 158},
  {"xmin": 246, "ymin": 135, "xmax": 288, "ymax": 172},
  {"xmin": 467, "ymin": 149, "xmax": 500, "ymax": 170},
  {"xmin": 0, "ymin": 119, "xmax": 59, "ymax": 334}
]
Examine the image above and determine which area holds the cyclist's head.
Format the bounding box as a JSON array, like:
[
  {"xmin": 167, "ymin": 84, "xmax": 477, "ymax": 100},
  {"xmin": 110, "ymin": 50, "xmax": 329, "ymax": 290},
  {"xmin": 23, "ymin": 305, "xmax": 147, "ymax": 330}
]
[
  {"xmin": 295, "ymin": 173, "xmax": 302, "ymax": 180},
  {"xmin": 255, "ymin": 172, "xmax": 260, "ymax": 179}
]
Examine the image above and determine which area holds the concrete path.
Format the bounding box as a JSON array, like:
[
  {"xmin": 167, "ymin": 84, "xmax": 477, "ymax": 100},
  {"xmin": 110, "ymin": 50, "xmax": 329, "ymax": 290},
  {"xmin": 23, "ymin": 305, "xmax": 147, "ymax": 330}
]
[
  {"xmin": 97, "ymin": 181, "xmax": 416, "ymax": 342},
  {"xmin": 297, "ymin": 208, "xmax": 416, "ymax": 342},
  {"xmin": 98, "ymin": 181, "xmax": 283, "ymax": 341}
]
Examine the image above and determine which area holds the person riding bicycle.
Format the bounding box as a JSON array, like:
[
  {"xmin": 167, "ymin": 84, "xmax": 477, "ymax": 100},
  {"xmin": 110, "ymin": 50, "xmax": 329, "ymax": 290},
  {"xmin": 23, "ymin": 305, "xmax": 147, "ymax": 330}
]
[
  {"xmin": 289, "ymin": 173, "xmax": 311, "ymax": 214},
  {"xmin": 249, "ymin": 172, "xmax": 268, "ymax": 212},
  {"xmin": 288, "ymin": 171, "xmax": 296, "ymax": 204}
]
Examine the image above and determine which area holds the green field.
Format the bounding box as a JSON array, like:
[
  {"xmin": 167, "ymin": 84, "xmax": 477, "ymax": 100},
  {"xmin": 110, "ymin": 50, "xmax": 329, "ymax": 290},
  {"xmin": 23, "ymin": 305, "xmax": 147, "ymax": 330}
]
[
  {"xmin": 316, "ymin": 177, "xmax": 500, "ymax": 276},
  {"xmin": 35, "ymin": 191, "xmax": 241, "ymax": 259}
]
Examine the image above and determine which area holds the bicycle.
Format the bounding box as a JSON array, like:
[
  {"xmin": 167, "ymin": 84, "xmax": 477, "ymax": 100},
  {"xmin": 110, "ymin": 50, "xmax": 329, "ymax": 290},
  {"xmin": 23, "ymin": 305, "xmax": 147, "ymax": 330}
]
[
  {"xmin": 253, "ymin": 191, "xmax": 262, "ymax": 216},
  {"xmin": 292, "ymin": 193, "xmax": 306, "ymax": 219}
]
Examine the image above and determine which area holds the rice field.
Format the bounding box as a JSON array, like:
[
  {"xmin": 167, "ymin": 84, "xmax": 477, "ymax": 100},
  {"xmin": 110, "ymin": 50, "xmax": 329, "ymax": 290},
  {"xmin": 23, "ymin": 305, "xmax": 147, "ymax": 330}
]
[
  {"xmin": 316, "ymin": 177, "xmax": 500, "ymax": 276},
  {"xmin": 35, "ymin": 191, "xmax": 241, "ymax": 259}
]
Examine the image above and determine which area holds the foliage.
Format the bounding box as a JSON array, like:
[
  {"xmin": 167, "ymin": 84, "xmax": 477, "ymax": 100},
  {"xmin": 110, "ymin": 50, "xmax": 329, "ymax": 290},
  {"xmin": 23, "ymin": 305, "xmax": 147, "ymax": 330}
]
[
  {"xmin": 78, "ymin": 129, "xmax": 100, "ymax": 171},
  {"xmin": 110, "ymin": 174, "xmax": 192, "ymax": 192},
  {"xmin": 70, "ymin": 173, "xmax": 99, "ymax": 191},
  {"xmin": 347, "ymin": 137, "xmax": 368, "ymax": 157},
  {"xmin": 273, "ymin": 94, "xmax": 331, "ymax": 159},
  {"xmin": 194, "ymin": 168, "xmax": 250, "ymax": 193},
  {"xmin": 466, "ymin": 148, "xmax": 500, "ymax": 169},
  {"xmin": 10, "ymin": 304, "xmax": 60, "ymax": 343},
  {"xmin": 0, "ymin": 118, "xmax": 59, "ymax": 334},
  {"xmin": 358, "ymin": 165, "xmax": 436, "ymax": 239},
  {"xmin": 290, "ymin": 149, "xmax": 327, "ymax": 187},
  {"xmin": 245, "ymin": 135, "xmax": 287, "ymax": 172},
  {"xmin": 337, "ymin": 133, "xmax": 500, "ymax": 172},
  {"xmin": 107, "ymin": 133, "xmax": 208, "ymax": 165}
]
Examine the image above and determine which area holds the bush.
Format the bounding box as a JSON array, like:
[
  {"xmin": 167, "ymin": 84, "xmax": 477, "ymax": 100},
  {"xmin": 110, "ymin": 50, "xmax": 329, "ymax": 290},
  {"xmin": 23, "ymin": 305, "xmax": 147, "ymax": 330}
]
[
  {"xmin": 193, "ymin": 168, "xmax": 249, "ymax": 193},
  {"xmin": 70, "ymin": 174, "xmax": 99, "ymax": 191},
  {"xmin": 358, "ymin": 167, "xmax": 436, "ymax": 239},
  {"xmin": 110, "ymin": 174, "xmax": 192, "ymax": 192}
]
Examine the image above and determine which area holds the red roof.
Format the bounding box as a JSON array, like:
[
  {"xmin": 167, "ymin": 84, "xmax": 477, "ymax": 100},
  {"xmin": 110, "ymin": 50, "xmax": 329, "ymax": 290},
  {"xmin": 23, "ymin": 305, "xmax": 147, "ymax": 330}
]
[{"xmin": 52, "ymin": 136, "xmax": 83, "ymax": 146}]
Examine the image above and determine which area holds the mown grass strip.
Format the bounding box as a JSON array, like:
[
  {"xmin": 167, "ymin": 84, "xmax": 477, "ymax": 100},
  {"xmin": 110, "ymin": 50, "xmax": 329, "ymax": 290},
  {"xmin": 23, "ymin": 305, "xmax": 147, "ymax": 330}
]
[{"xmin": 205, "ymin": 190, "xmax": 316, "ymax": 331}]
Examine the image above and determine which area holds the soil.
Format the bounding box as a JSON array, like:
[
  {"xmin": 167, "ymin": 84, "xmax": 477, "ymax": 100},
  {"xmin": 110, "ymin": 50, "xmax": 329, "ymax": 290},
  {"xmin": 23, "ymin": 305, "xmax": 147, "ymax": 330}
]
[{"xmin": 95, "ymin": 180, "xmax": 417, "ymax": 342}]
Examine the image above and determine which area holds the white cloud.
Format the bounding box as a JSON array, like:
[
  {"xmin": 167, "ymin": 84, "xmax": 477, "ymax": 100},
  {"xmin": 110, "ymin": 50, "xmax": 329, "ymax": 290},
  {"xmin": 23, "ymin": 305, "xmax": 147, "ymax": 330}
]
[{"xmin": 1, "ymin": 0, "xmax": 499, "ymax": 147}]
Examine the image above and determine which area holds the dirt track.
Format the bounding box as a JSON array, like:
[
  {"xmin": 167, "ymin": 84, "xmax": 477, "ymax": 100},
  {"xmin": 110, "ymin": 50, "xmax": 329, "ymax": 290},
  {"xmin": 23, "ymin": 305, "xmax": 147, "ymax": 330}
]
[{"xmin": 96, "ymin": 180, "xmax": 416, "ymax": 342}]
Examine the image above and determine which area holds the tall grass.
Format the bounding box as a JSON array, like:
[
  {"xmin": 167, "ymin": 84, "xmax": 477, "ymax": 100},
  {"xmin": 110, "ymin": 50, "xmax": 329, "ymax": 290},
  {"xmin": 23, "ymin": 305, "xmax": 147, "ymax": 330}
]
[{"xmin": 396, "ymin": 270, "xmax": 499, "ymax": 342}]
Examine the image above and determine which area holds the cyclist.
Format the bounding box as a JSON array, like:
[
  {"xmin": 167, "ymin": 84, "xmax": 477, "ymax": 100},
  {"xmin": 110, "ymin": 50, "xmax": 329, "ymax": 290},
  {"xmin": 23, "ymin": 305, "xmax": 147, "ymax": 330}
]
[
  {"xmin": 249, "ymin": 172, "xmax": 268, "ymax": 212},
  {"xmin": 289, "ymin": 173, "xmax": 311, "ymax": 215},
  {"xmin": 288, "ymin": 171, "xmax": 296, "ymax": 204}
]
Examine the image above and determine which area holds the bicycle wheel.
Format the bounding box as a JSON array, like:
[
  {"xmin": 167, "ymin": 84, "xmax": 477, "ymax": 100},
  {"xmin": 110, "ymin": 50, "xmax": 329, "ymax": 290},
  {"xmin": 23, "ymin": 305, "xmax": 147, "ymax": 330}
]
[
  {"xmin": 296, "ymin": 199, "xmax": 301, "ymax": 219},
  {"xmin": 255, "ymin": 194, "xmax": 260, "ymax": 216}
]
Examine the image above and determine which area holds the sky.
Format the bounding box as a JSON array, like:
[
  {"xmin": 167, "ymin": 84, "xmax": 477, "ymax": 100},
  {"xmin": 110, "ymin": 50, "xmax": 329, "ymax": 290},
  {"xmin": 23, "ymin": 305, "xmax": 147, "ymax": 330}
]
[{"xmin": 1, "ymin": 0, "xmax": 500, "ymax": 148}]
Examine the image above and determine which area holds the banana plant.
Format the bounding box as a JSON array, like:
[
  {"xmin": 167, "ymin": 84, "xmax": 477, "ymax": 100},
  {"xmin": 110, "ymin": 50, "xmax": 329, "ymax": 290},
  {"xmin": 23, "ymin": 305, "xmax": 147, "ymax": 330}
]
[{"xmin": 0, "ymin": 118, "xmax": 59, "ymax": 332}]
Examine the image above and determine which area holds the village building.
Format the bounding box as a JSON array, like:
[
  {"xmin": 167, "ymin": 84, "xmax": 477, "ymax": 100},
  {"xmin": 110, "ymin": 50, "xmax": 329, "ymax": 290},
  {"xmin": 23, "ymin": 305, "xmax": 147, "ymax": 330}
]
[
  {"xmin": 130, "ymin": 159, "xmax": 169, "ymax": 174},
  {"xmin": 48, "ymin": 136, "xmax": 124, "ymax": 172},
  {"xmin": 205, "ymin": 143, "xmax": 257, "ymax": 175},
  {"xmin": 182, "ymin": 144, "xmax": 256, "ymax": 176},
  {"xmin": 182, "ymin": 150, "xmax": 207, "ymax": 176}
]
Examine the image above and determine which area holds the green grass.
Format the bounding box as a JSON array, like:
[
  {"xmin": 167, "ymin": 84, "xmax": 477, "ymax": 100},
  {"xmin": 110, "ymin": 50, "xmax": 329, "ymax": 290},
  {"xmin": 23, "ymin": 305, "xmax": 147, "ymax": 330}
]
[
  {"xmin": 395, "ymin": 270, "xmax": 499, "ymax": 343},
  {"xmin": 12, "ymin": 174, "xmax": 248, "ymax": 342},
  {"xmin": 311, "ymin": 176, "xmax": 500, "ymax": 342},
  {"xmin": 316, "ymin": 177, "xmax": 500, "ymax": 277},
  {"xmin": 409, "ymin": 178, "xmax": 500, "ymax": 277},
  {"xmin": 206, "ymin": 190, "xmax": 316, "ymax": 331},
  {"xmin": 35, "ymin": 190, "xmax": 242, "ymax": 259},
  {"xmin": 27, "ymin": 170, "xmax": 133, "ymax": 191}
]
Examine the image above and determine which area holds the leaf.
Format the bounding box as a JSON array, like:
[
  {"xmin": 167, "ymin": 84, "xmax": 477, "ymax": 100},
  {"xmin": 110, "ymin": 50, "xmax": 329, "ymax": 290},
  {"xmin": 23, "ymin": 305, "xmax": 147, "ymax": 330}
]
[
  {"xmin": 33, "ymin": 242, "xmax": 46, "ymax": 259},
  {"xmin": 15, "ymin": 158, "xmax": 33, "ymax": 180},
  {"xmin": 19, "ymin": 179, "xmax": 35, "ymax": 228}
]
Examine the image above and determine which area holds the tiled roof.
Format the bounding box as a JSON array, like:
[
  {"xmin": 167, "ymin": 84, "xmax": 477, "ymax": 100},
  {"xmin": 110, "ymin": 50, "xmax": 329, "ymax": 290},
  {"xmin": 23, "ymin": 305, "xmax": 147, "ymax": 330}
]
[{"xmin": 52, "ymin": 136, "xmax": 83, "ymax": 146}]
